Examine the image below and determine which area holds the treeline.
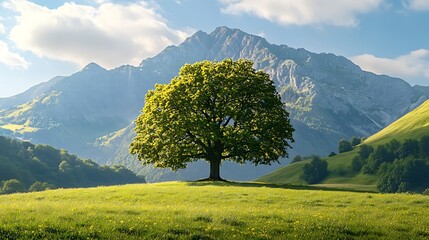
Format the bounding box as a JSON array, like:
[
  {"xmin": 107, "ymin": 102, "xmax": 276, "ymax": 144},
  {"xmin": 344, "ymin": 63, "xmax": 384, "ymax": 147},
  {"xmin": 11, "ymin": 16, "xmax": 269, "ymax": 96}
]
[
  {"xmin": 0, "ymin": 136, "xmax": 145, "ymax": 194},
  {"xmin": 352, "ymin": 136, "xmax": 429, "ymax": 193}
]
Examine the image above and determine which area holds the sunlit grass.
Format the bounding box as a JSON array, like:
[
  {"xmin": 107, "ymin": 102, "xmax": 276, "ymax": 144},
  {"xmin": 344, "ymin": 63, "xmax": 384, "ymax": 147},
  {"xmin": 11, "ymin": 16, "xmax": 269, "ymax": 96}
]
[
  {"xmin": 0, "ymin": 123, "xmax": 39, "ymax": 134},
  {"xmin": 365, "ymin": 99, "xmax": 429, "ymax": 145},
  {"xmin": 257, "ymin": 150, "xmax": 378, "ymax": 189},
  {"xmin": 0, "ymin": 181, "xmax": 428, "ymax": 239}
]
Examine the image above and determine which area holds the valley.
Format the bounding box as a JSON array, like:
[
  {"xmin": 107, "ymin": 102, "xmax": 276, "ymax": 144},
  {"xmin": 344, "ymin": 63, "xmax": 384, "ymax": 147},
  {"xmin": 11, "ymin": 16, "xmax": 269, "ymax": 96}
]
[
  {"xmin": 1, "ymin": 27, "xmax": 428, "ymax": 182},
  {"xmin": 1, "ymin": 0, "xmax": 428, "ymax": 238}
]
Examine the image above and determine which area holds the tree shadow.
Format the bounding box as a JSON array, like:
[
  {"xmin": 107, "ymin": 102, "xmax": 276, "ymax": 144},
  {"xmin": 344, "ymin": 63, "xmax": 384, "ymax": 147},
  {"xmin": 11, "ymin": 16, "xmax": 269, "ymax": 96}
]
[{"xmin": 185, "ymin": 181, "xmax": 377, "ymax": 193}]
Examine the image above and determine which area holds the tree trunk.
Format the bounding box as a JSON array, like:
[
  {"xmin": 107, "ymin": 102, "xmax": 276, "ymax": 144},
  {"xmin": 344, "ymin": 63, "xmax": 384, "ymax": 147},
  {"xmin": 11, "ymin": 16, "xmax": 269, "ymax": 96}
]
[
  {"xmin": 199, "ymin": 141, "xmax": 226, "ymax": 181},
  {"xmin": 209, "ymin": 157, "xmax": 222, "ymax": 180}
]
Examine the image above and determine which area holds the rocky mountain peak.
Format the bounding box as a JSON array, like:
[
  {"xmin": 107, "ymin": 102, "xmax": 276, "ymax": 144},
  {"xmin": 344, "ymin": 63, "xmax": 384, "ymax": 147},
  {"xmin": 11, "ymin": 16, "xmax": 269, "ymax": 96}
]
[{"xmin": 81, "ymin": 62, "xmax": 106, "ymax": 72}]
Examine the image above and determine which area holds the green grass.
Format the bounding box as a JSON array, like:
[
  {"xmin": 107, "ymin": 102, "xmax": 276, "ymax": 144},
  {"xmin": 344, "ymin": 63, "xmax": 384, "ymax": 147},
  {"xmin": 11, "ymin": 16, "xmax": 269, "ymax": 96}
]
[
  {"xmin": 256, "ymin": 150, "xmax": 378, "ymax": 191},
  {"xmin": 1, "ymin": 182, "xmax": 429, "ymax": 239}
]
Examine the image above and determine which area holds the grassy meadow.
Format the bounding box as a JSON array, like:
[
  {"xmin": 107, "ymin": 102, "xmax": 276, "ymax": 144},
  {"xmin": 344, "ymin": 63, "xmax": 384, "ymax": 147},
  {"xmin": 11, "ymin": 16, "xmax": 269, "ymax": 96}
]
[{"xmin": 1, "ymin": 181, "xmax": 428, "ymax": 239}]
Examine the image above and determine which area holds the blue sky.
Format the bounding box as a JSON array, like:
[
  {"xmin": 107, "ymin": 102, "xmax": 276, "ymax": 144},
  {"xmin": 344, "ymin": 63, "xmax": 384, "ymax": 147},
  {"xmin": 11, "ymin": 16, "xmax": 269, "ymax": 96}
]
[{"xmin": 0, "ymin": 0, "xmax": 428, "ymax": 97}]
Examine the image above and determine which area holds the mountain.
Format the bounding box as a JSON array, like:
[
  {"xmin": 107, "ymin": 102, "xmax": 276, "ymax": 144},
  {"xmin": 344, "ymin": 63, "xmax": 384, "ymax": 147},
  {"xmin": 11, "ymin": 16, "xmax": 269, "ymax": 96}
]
[
  {"xmin": 0, "ymin": 26, "xmax": 426, "ymax": 182},
  {"xmin": 0, "ymin": 62, "xmax": 160, "ymax": 158},
  {"xmin": 257, "ymin": 100, "xmax": 429, "ymax": 192},
  {"xmin": 0, "ymin": 136, "xmax": 144, "ymax": 194},
  {"xmin": 0, "ymin": 76, "xmax": 65, "ymax": 109}
]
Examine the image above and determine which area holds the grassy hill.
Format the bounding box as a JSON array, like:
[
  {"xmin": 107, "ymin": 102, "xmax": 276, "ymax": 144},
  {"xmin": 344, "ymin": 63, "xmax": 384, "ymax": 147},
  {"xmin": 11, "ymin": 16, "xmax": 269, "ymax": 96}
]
[
  {"xmin": 257, "ymin": 151, "xmax": 378, "ymax": 192},
  {"xmin": 257, "ymin": 100, "xmax": 429, "ymax": 191},
  {"xmin": 364, "ymin": 99, "xmax": 429, "ymax": 145},
  {"xmin": 0, "ymin": 182, "xmax": 428, "ymax": 239}
]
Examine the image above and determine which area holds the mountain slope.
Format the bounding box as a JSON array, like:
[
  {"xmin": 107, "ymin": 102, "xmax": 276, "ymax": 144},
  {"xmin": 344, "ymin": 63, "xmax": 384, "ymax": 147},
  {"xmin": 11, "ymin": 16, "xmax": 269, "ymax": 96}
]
[
  {"xmin": 0, "ymin": 26, "xmax": 426, "ymax": 182},
  {"xmin": 0, "ymin": 63, "xmax": 160, "ymax": 158},
  {"xmin": 257, "ymin": 100, "xmax": 429, "ymax": 189},
  {"xmin": 365, "ymin": 99, "xmax": 429, "ymax": 145}
]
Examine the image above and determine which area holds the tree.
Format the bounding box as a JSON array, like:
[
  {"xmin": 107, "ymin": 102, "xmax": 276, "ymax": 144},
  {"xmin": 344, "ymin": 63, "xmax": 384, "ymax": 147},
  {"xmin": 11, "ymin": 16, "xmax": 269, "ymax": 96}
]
[
  {"xmin": 351, "ymin": 156, "xmax": 364, "ymax": 172},
  {"xmin": 419, "ymin": 135, "xmax": 429, "ymax": 159},
  {"xmin": 363, "ymin": 145, "xmax": 393, "ymax": 174},
  {"xmin": 398, "ymin": 139, "xmax": 420, "ymax": 159},
  {"xmin": 338, "ymin": 139, "xmax": 352, "ymax": 153},
  {"xmin": 291, "ymin": 155, "xmax": 302, "ymax": 163},
  {"xmin": 1, "ymin": 179, "xmax": 25, "ymax": 194},
  {"xmin": 387, "ymin": 139, "xmax": 401, "ymax": 159},
  {"xmin": 328, "ymin": 152, "xmax": 336, "ymax": 157},
  {"xmin": 350, "ymin": 136, "xmax": 361, "ymax": 147},
  {"xmin": 130, "ymin": 59, "xmax": 294, "ymax": 181},
  {"xmin": 358, "ymin": 144, "xmax": 373, "ymax": 160},
  {"xmin": 377, "ymin": 158, "xmax": 429, "ymax": 193},
  {"xmin": 302, "ymin": 157, "xmax": 328, "ymax": 184},
  {"xmin": 29, "ymin": 181, "xmax": 55, "ymax": 192}
]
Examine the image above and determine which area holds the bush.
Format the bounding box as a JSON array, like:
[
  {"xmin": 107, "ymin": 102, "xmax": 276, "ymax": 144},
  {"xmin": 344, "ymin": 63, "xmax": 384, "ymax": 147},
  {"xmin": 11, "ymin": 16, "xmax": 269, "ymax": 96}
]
[
  {"xmin": 328, "ymin": 152, "xmax": 336, "ymax": 157},
  {"xmin": 302, "ymin": 157, "xmax": 328, "ymax": 184},
  {"xmin": 29, "ymin": 182, "xmax": 56, "ymax": 192},
  {"xmin": 1, "ymin": 179, "xmax": 26, "ymax": 194},
  {"xmin": 423, "ymin": 188, "xmax": 429, "ymax": 196}
]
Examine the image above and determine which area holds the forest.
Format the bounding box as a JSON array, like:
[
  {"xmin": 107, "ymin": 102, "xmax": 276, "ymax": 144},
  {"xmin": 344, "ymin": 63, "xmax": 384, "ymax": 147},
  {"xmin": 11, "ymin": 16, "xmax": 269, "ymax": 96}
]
[{"xmin": 0, "ymin": 136, "xmax": 144, "ymax": 194}]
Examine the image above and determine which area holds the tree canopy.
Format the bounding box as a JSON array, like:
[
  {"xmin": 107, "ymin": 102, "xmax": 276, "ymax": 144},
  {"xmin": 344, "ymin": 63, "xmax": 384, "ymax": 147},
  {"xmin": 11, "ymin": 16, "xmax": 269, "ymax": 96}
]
[
  {"xmin": 338, "ymin": 139, "xmax": 353, "ymax": 153},
  {"xmin": 130, "ymin": 59, "xmax": 294, "ymax": 180}
]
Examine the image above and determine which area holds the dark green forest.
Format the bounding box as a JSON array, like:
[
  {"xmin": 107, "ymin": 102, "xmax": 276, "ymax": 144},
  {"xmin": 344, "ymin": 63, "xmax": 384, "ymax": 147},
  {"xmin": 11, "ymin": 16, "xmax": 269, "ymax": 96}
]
[
  {"xmin": 350, "ymin": 136, "xmax": 429, "ymax": 193},
  {"xmin": 0, "ymin": 136, "xmax": 144, "ymax": 194}
]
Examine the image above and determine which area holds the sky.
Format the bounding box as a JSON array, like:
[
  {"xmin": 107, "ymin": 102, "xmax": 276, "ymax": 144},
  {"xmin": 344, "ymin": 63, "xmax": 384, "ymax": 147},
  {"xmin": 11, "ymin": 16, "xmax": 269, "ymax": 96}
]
[{"xmin": 0, "ymin": 0, "xmax": 428, "ymax": 97}]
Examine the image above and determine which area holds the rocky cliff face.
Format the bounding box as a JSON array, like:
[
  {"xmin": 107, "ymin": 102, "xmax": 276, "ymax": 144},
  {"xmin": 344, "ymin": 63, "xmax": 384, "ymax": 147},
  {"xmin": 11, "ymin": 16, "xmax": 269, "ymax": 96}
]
[{"xmin": 0, "ymin": 26, "xmax": 425, "ymax": 181}]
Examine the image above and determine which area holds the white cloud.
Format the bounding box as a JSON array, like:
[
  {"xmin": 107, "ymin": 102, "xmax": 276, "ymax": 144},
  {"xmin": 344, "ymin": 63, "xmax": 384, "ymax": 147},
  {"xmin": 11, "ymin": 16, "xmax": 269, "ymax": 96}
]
[
  {"xmin": 351, "ymin": 49, "xmax": 429, "ymax": 86},
  {"xmin": 5, "ymin": 0, "xmax": 189, "ymax": 68},
  {"xmin": 0, "ymin": 23, "xmax": 4, "ymax": 34},
  {"xmin": 219, "ymin": 0, "xmax": 383, "ymax": 27},
  {"xmin": 0, "ymin": 40, "xmax": 29, "ymax": 69},
  {"xmin": 92, "ymin": 0, "xmax": 110, "ymax": 4},
  {"xmin": 405, "ymin": 0, "xmax": 429, "ymax": 10}
]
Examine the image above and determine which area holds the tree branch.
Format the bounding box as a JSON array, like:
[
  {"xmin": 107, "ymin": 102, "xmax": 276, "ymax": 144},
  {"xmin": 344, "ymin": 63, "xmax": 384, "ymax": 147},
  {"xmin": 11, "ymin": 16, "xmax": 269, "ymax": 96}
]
[
  {"xmin": 222, "ymin": 116, "xmax": 233, "ymax": 127},
  {"xmin": 186, "ymin": 131, "xmax": 209, "ymax": 151}
]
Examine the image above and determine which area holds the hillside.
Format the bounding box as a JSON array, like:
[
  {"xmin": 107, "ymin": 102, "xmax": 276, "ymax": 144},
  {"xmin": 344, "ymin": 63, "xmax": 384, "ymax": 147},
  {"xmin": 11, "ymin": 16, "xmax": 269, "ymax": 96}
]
[
  {"xmin": 258, "ymin": 100, "xmax": 429, "ymax": 192},
  {"xmin": 0, "ymin": 182, "xmax": 428, "ymax": 239},
  {"xmin": 0, "ymin": 26, "xmax": 427, "ymax": 182},
  {"xmin": 364, "ymin": 99, "xmax": 429, "ymax": 145},
  {"xmin": 0, "ymin": 136, "xmax": 144, "ymax": 194}
]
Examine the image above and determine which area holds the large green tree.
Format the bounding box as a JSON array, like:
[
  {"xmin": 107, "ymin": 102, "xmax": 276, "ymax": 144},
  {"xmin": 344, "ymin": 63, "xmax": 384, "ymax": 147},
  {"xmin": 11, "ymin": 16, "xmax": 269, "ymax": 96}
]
[{"xmin": 130, "ymin": 59, "xmax": 294, "ymax": 180}]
